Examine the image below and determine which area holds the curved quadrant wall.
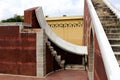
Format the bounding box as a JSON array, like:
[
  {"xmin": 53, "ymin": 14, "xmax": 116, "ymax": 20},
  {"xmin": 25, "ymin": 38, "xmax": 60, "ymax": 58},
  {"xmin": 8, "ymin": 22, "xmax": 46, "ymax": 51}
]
[{"xmin": 35, "ymin": 7, "xmax": 87, "ymax": 55}]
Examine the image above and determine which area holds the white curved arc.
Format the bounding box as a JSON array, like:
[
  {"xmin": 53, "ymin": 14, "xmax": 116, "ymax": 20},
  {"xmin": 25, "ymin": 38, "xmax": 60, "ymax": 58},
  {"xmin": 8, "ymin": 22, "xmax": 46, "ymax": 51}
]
[{"xmin": 35, "ymin": 7, "xmax": 87, "ymax": 55}]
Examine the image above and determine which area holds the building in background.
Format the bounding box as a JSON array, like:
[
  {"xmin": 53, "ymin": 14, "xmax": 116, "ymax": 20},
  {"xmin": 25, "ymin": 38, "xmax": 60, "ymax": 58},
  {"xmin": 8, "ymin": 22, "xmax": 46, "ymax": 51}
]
[{"xmin": 46, "ymin": 16, "xmax": 83, "ymax": 45}]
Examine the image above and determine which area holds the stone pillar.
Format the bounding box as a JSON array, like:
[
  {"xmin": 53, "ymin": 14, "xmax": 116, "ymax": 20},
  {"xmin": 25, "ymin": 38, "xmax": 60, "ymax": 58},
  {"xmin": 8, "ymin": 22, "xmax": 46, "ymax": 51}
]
[
  {"xmin": 24, "ymin": 7, "xmax": 40, "ymax": 28},
  {"xmin": 36, "ymin": 29, "xmax": 46, "ymax": 77}
]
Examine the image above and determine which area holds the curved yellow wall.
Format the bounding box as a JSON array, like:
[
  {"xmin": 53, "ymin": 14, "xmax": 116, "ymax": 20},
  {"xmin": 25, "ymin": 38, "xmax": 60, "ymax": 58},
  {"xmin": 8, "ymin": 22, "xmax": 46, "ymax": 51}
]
[{"xmin": 46, "ymin": 16, "xmax": 83, "ymax": 45}]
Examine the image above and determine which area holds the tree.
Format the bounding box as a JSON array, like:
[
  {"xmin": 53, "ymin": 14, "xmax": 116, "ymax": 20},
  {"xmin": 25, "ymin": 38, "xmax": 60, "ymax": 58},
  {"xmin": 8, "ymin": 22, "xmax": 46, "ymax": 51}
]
[{"xmin": 1, "ymin": 15, "xmax": 24, "ymax": 22}]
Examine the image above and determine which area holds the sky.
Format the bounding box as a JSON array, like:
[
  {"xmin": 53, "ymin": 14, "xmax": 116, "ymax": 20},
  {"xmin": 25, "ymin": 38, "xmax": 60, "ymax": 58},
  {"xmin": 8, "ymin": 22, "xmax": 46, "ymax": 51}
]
[
  {"xmin": 109, "ymin": 0, "xmax": 120, "ymax": 11},
  {"xmin": 0, "ymin": 0, "xmax": 120, "ymax": 20},
  {"xmin": 0, "ymin": 0, "xmax": 84, "ymax": 20}
]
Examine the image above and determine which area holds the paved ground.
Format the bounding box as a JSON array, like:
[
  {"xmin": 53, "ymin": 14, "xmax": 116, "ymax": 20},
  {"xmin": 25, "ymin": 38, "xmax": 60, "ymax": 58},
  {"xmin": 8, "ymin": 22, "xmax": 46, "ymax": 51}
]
[{"xmin": 0, "ymin": 70, "xmax": 88, "ymax": 80}]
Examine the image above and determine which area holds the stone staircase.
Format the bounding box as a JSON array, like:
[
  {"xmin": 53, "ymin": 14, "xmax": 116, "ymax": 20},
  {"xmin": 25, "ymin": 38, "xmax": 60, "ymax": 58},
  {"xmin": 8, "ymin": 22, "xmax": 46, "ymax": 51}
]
[
  {"xmin": 92, "ymin": 0, "xmax": 120, "ymax": 65},
  {"xmin": 46, "ymin": 41, "xmax": 87, "ymax": 70},
  {"xmin": 46, "ymin": 41, "xmax": 65, "ymax": 68}
]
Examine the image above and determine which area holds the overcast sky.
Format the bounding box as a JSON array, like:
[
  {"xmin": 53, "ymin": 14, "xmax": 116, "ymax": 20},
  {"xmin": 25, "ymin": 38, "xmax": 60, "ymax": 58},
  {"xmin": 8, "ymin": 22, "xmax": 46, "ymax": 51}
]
[
  {"xmin": 109, "ymin": 0, "xmax": 120, "ymax": 11},
  {"xmin": 0, "ymin": 0, "xmax": 84, "ymax": 20},
  {"xmin": 0, "ymin": 0, "xmax": 120, "ymax": 20}
]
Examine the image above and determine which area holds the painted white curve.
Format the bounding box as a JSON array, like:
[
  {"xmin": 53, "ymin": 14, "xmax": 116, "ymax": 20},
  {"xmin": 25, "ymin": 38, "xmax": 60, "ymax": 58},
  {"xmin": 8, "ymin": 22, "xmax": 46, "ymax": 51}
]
[{"xmin": 35, "ymin": 7, "xmax": 87, "ymax": 55}]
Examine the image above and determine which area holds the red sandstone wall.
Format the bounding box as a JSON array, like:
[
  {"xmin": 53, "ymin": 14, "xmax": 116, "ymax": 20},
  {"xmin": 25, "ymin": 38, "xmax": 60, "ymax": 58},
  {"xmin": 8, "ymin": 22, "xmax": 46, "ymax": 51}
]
[
  {"xmin": 0, "ymin": 26, "xmax": 36, "ymax": 76},
  {"xmin": 0, "ymin": 26, "xmax": 19, "ymax": 38},
  {"xmin": 83, "ymin": 0, "xmax": 91, "ymax": 46},
  {"xmin": 94, "ymin": 34, "xmax": 107, "ymax": 80},
  {"xmin": 46, "ymin": 44, "xmax": 54, "ymax": 74},
  {"xmin": 84, "ymin": 0, "xmax": 107, "ymax": 80},
  {"xmin": 84, "ymin": 0, "xmax": 92, "ymax": 70},
  {"xmin": 24, "ymin": 7, "xmax": 40, "ymax": 28}
]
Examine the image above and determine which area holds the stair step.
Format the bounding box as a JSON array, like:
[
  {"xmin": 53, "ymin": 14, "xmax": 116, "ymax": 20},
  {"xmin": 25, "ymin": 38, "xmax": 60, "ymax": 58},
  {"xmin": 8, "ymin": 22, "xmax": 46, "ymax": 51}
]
[
  {"xmin": 112, "ymin": 46, "xmax": 120, "ymax": 52},
  {"xmin": 47, "ymin": 41, "xmax": 51, "ymax": 46},
  {"xmin": 97, "ymin": 12, "xmax": 114, "ymax": 16},
  {"xmin": 55, "ymin": 55, "xmax": 61, "ymax": 63},
  {"xmin": 115, "ymin": 55, "xmax": 120, "ymax": 64},
  {"xmin": 115, "ymin": 55, "xmax": 120, "ymax": 60},
  {"xmin": 109, "ymin": 39, "xmax": 120, "ymax": 45},
  {"xmin": 100, "ymin": 17, "xmax": 117, "ymax": 21},
  {"xmin": 100, "ymin": 14, "xmax": 115, "ymax": 18},
  {"xmin": 52, "ymin": 51, "xmax": 57, "ymax": 56},
  {"xmin": 99, "ymin": 15, "xmax": 117, "ymax": 18},
  {"xmin": 104, "ymin": 27, "xmax": 120, "ymax": 30},
  {"xmin": 114, "ymin": 52, "xmax": 120, "ymax": 55},
  {"xmin": 111, "ymin": 45, "xmax": 120, "ymax": 47},
  {"xmin": 105, "ymin": 30, "xmax": 120, "ymax": 33},
  {"xmin": 109, "ymin": 38, "xmax": 120, "ymax": 40},
  {"xmin": 65, "ymin": 64, "xmax": 86, "ymax": 70},
  {"xmin": 101, "ymin": 18, "xmax": 117, "ymax": 21},
  {"xmin": 114, "ymin": 53, "xmax": 120, "ymax": 65},
  {"xmin": 103, "ymin": 8, "xmax": 114, "ymax": 13},
  {"xmin": 102, "ymin": 23, "xmax": 117, "ymax": 26},
  {"xmin": 104, "ymin": 29, "xmax": 120, "ymax": 33},
  {"xmin": 117, "ymin": 60, "xmax": 120, "ymax": 65},
  {"xmin": 60, "ymin": 60, "xmax": 65, "ymax": 68},
  {"xmin": 107, "ymin": 33, "xmax": 120, "ymax": 38},
  {"xmin": 102, "ymin": 20, "xmax": 117, "ymax": 23},
  {"xmin": 103, "ymin": 25, "xmax": 120, "ymax": 28}
]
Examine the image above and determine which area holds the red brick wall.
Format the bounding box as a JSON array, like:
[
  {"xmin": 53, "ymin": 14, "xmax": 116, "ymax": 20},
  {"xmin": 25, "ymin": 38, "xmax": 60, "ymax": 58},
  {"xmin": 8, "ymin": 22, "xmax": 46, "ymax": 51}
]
[
  {"xmin": 46, "ymin": 44, "xmax": 54, "ymax": 74},
  {"xmin": 0, "ymin": 26, "xmax": 36, "ymax": 76},
  {"xmin": 84, "ymin": 0, "xmax": 107, "ymax": 80},
  {"xmin": 24, "ymin": 7, "xmax": 40, "ymax": 28},
  {"xmin": 94, "ymin": 34, "xmax": 107, "ymax": 80},
  {"xmin": 83, "ymin": 0, "xmax": 92, "ymax": 47},
  {"xmin": 0, "ymin": 26, "xmax": 19, "ymax": 38},
  {"xmin": 84, "ymin": 0, "xmax": 92, "ymax": 70}
]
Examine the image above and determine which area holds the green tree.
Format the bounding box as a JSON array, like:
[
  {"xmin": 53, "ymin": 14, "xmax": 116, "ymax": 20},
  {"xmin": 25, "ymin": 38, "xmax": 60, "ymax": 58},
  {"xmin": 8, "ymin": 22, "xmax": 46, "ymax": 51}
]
[{"xmin": 1, "ymin": 15, "xmax": 24, "ymax": 22}]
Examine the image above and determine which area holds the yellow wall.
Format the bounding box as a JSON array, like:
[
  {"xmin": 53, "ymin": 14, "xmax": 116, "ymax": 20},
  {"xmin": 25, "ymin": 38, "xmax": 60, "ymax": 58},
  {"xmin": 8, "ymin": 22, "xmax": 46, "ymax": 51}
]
[{"xmin": 46, "ymin": 16, "xmax": 83, "ymax": 45}]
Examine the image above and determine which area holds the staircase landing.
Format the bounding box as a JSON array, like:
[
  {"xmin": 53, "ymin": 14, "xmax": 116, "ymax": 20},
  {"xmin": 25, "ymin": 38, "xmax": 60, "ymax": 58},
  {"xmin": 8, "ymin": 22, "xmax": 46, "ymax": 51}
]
[{"xmin": 0, "ymin": 70, "xmax": 88, "ymax": 80}]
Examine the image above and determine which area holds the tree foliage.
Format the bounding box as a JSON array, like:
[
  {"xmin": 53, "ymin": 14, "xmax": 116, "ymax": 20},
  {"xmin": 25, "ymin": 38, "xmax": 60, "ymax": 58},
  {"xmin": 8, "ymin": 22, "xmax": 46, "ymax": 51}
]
[{"xmin": 1, "ymin": 15, "xmax": 24, "ymax": 22}]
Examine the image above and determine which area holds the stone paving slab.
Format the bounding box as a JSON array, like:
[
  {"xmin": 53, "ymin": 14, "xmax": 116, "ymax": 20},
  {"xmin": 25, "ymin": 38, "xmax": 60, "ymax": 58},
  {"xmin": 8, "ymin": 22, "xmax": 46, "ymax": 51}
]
[
  {"xmin": 46, "ymin": 70, "xmax": 88, "ymax": 80},
  {"xmin": 0, "ymin": 70, "xmax": 88, "ymax": 80}
]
